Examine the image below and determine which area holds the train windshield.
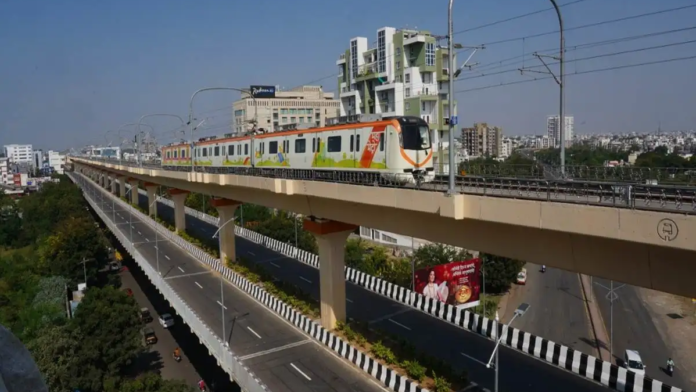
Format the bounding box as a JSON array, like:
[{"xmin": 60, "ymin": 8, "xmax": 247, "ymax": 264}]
[{"xmin": 401, "ymin": 123, "xmax": 431, "ymax": 150}]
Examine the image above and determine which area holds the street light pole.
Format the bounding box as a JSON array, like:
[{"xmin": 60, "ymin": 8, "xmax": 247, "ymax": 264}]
[
  {"xmin": 148, "ymin": 197, "xmax": 161, "ymax": 276},
  {"xmin": 549, "ymin": 0, "xmax": 566, "ymax": 175},
  {"xmin": 187, "ymin": 87, "xmax": 259, "ymax": 173},
  {"xmin": 138, "ymin": 113, "xmax": 186, "ymax": 167},
  {"xmin": 486, "ymin": 303, "xmax": 530, "ymax": 392},
  {"xmin": 447, "ymin": 0, "xmax": 456, "ymax": 195},
  {"xmin": 212, "ymin": 216, "xmax": 237, "ymax": 345}
]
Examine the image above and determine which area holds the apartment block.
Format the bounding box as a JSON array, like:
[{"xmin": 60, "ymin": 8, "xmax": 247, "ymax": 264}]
[
  {"xmin": 547, "ymin": 115, "xmax": 574, "ymax": 148},
  {"xmin": 3, "ymin": 144, "xmax": 33, "ymax": 164},
  {"xmin": 335, "ymin": 27, "xmax": 458, "ymax": 172},
  {"xmin": 460, "ymin": 123, "xmax": 503, "ymax": 158},
  {"xmin": 232, "ymin": 85, "xmax": 340, "ymax": 135}
]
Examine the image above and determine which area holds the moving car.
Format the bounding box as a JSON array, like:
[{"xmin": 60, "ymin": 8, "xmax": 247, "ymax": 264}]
[
  {"xmin": 624, "ymin": 349, "xmax": 646, "ymax": 375},
  {"xmin": 516, "ymin": 268, "xmax": 527, "ymax": 285},
  {"xmin": 141, "ymin": 327, "xmax": 157, "ymax": 346},
  {"xmin": 159, "ymin": 313, "xmax": 175, "ymax": 328}
]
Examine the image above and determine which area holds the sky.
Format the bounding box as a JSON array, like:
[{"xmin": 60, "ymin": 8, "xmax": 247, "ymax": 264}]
[{"xmin": 0, "ymin": 0, "xmax": 694, "ymax": 151}]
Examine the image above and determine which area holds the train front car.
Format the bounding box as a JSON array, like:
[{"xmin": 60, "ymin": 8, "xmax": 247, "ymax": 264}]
[
  {"xmin": 161, "ymin": 142, "xmax": 191, "ymax": 171},
  {"xmin": 390, "ymin": 116, "xmax": 434, "ymax": 184}
]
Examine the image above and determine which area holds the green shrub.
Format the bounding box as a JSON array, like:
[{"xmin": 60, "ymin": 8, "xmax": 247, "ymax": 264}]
[
  {"xmin": 432, "ymin": 372, "xmax": 451, "ymax": 392},
  {"xmin": 402, "ymin": 360, "xmax": 426, "ymax": 382}
]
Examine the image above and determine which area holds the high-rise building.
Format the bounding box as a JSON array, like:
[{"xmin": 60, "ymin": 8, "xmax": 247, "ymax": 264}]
[
  {"xmin": 3, "ymin": 144, "xmax": 33, "ymax": 164},
  {"xmin": 0, "ymin": 157, "xmax": 10, "ymax": 186},
  {"xmin": 460, "ymin": 123, "xmax": 503, "ymax": 158},
  {"xmin": 47, "ymin": 150, "xmax": 65, "ymax": 174},
  {"xmin": 232, "ymin": 85, "xmax": 339, "ymax": 135},
  {"xmin": 546, "ymin": 116, "xmax": 574, "ymax": 148},
  {"xmin": 335, "ymin": 27, "xmax": 457, "ymax": 173}
]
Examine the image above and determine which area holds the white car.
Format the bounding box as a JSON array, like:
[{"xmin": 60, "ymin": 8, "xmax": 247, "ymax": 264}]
[
  {"xmin": 516, "ymin": 268, "xmax": 527, "ymax": 285},
  {"xmin": 159, "ymin": 313, "xmax": 175, "ymax": 329},
  {"xmin": 624, "ymin": 349, "xmax": 646, "ymax": 375}
]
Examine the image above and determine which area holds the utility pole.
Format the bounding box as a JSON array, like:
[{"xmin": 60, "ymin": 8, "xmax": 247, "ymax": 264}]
[
  {"xmin": 594, "ymin": 280, "xmax": 625, "ymax": 361},
  {"xmin": 519, "ymin": 0, "xmax": 565, "ymax": 175}
]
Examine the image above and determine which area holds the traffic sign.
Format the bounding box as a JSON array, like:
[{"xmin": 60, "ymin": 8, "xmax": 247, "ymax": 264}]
[{"xmin": 450, "ymin": 116, "xmax": 458, "ymax": 126}]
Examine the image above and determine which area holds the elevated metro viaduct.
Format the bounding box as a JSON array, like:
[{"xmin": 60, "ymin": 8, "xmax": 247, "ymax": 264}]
[{"xmin": 72, "ymin": 158, "xmax": 696, "ymax": 330}]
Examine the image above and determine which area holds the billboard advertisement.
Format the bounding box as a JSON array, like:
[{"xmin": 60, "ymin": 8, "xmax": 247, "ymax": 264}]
[
  {"xmin": 250, "ymin": 85, "xmax": 276, "ymax": 99},
  {"xmin": 414, "ymin": 258, "xmax": 481, "ymax": 309}
]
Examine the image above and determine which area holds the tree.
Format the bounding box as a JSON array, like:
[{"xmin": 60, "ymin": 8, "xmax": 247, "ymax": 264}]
[
  {"xmin": 254, "ymin": 214, "xmax": 317, "ymax": 253},
  {"xmin": 481, "ymin": 253, "xmax": 525, "ymax": 294},
  {"xmin": 237, "ymin": 203, "xmax": 272, "ymax": 224},
  {"xmin": 0, "ymin": 194, "xmax": 22, "ymax": 247},
  {"xmin": 105, "ymin": 372, "xmax": 195, "ymax": 392},
  {"xmin": 27, "ymin": 325, "xmax": 83, "ymax": 392},
  {"xmin": 19, "ymin": 179, "xmax": 88, "ymax": 241},
  {"xmin": 412, "ymin": 243, "xmax": 472, "ymax": 270},
  {"xmin": 71, "ymin": 286, "xmax": 142, "ymax": 384},
  {"xmin": 37, "ymin": 216, "xmax": 109, "ymax": 286}
]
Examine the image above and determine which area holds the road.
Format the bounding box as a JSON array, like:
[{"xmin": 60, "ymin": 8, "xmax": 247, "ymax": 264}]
[
  {"xmin": 591, "ymin": 279, "xmax": 690, "ymax": 390},
  {"xmin": 500, "ymin": 265, "xmax": 595, "ymax": 357},
  {"xmin": 117, "ymin": 258, "xmax": 210, "ymax": 388},
  {"xmin": 126, "ymin": 191, "xmax": 617, "ymax": 392},
  {"xmin": 84, "ymin": 182, "xmax": 388, "ymax": 392}
]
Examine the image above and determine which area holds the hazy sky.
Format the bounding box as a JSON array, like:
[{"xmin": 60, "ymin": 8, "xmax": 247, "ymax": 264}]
[{"xmin": 1, "ymin": 0, "xmax": 694, "ymax": 151}]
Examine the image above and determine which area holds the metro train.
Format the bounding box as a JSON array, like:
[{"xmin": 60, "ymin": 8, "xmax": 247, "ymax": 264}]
[{"xmin": 161, "ymin": 114, "xmax": 435, "ymax": 184}]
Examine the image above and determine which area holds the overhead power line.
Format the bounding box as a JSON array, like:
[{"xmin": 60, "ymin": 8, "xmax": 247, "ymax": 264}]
[
  {"xmin": 479, "ymin": 4, "xmax": 696, "ymax": 46},
  {"xmin": 453, "ymin": 54, "xmax": 696, "ymax": 94},
  {"xmin": 453, "ymin": 0, "xmax": 588, "ymax": 35}
]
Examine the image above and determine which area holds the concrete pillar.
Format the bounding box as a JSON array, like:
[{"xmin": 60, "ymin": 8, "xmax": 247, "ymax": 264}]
[
  {"xmin": 109, "ymin": 175, "xmax": 117, "ymax": 194},
  {"xmin": 170, "ymin": 189, "xmax": 190, "ymax": 233},
  {"xmin": 211, "ymin": 198, "xmax": 242, "ymax": 263},
  {"xmin": 118, "ymin": 176, "xmax": 126, "ymax": 198},
  {"xmin": 303, "ymin": 218, "xmax": 357, "ymax": 330},
  {"xmin": 100, "ymin": 173, "xmax": 107, "ymax": 188},
  {"xmin": 128, "ymin": 178, "xmax": 139, "ymax": 205},
  {"xmin": 144, "ymin": 182, "xmax": 158, "ymax": 217}
]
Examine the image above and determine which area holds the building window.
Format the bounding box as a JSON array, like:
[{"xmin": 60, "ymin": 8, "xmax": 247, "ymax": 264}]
[
  {"xmin": 269, "ymin": 141, "xmax": 278, "ymax": 154},
  {"xmin": 396, "ymin": 47, "xmax": 401, "ymax": 58},
  {"xmin": 405, "ymin": 102, "xmax": 410, "ymax": 111},
  {"xmin": 405, "ymin": 88, "xmax": 411, "ymax": 97},
  {"xmin": 295, "ymin": 139, "xmax": 306, "ymax": 153},
  {"xmin": 405, "ymin": 73, "xmax": 410, "ymax": 83},
  {"xmin": 426, "ymin": 42, "xmax": 435, "ymax": 66},
  {"xmin": 396, "ymin": 61, "xmax": 401, "ymax": 70},
  {"xmin": 422, "ymin": 102, "xmax": 426, "ymax": 111},
  {"xmin": 378, "ymin": 30, "xmax": 386, "ymax": 73},
  {"xmin": 282, "ymin": 116, "xmax": 288, "ymax": 123},
  {"xmin": 291, "ymin": 116, "xmax": 296, "ymax": 123},
  {"xmin": 273, "ymin": 113, "xmax": 278, "ymax": 119},
  {"xmin": 351, "ymin": 40, "xmax": 358, "ymax": 78}
]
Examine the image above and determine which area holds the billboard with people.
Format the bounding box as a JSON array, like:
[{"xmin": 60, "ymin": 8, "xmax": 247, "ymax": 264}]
[{"xmin": 414, "ymin": 258, "xmax": 482, "ymax": 309}]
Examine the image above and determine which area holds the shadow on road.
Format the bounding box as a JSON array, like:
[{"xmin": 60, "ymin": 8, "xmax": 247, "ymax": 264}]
[
  {"xmin": 125, "ymin": 350, "xmax": 164, "ymax": 377},
  {"xmin": 111, "ymin": 239, "xmax": 239, "ymax": 392}
]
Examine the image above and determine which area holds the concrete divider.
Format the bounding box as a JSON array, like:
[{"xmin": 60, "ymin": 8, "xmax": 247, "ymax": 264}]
[{"xmin": 129, "ymin": 186, "xmax": 686, "ymax": 392}]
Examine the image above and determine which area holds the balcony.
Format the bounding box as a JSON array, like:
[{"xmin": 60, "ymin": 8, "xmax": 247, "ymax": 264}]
[
  {"xmin": 404, "ymin": 34, "xmax": 426, "ymax": 46},
  {"xmin": 355, "ymin": 63, "xmax": 379, "ymax": 81},
  {"xmin": 336, "ymin": 53, "xmax": 346, "ymax": 65}
]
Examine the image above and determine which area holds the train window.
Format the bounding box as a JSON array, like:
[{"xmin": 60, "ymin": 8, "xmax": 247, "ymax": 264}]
[
  {"xmin": 284, "ymin": 140, "xmax": 289, "ymax": 153},
  {"xmin": 312, "ymin": 138, "xmax": 316, "ymax": 153},
  {"xmin": 295, "ymin": 138, "xmax": 306, "ymax": 153},
  {"xmin": 269, "ymin": 141, "xmax": 278, "ymax": 154},
  {"xmin": 202, "ymin": 148, "xmax": 207, "ymax": 157},
  {"xmin": 208, "ymin": 147, "xmax": 212, "ymax": 156},
  {"xmin": 244, "ymin": 144, "xmax": 248, "ymax": 155},
  {"xmin": 356, "ymin": 135, "xmax": 361, "ymax": 152},
  {"xmin": 328, "ymin": 136, "xmax": 341, "ymax": 152},
  {"xmin": 174, "ymin": 150, "xmax": 178, "ymax": 158},
  {"xmin": 181, "ymin": 150, "xmax": 186, "ymax": 158},
  {"xmin": 228, "ymin": 145, "xmax": 234, "ymax": 156},
  {"xmin": 214, "ymin": 146, "xmax": 220, "ymax": 156},
  {"xmin": 166, "ymin": 151, "xmax": 171, "ymax": 159},
  {"xmin": 379, "ymin": 133, "xmax": 384, "ymax": 151},
  {"xmin": 349, "ymin": 135, "xmax": 354, "ymax": 152}
]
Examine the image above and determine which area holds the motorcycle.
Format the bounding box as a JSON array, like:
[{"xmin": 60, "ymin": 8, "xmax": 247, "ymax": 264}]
[
  {"xmin": 667, "ymin": 364, "xmax": 674, "ymax": 376},
  {"xmin": 541, "ymin": 265, "xmax": 546, "ymax": 273},
  {"xmin": 173, "ymin": 353, "xmax": 181, "ymax": 362}
]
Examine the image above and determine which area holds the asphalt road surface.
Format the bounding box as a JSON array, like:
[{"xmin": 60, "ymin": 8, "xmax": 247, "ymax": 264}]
[
  {"xmin": 591, "ymin": 279, "xmax": 689, "ymax": 390},
  {"xmin": 83, "ymin": 181, "xmax": 388, "ymax": 392},
  {"xmin": 501, "ymin": 265, "xmax": 595, "ymax": 357},
  {"xmin": 121, "ymin": 190, "xmax": 618, "ymax": 392}
]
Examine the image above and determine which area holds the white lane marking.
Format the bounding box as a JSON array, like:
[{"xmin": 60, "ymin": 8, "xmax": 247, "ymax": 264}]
[
  {"xmin": 178, "ymin": 266, "xmax": 185, "ymax": 273},
  {"xmin": 346, "ymin": 298, "xmax": 354, "ymax": 303},
  {"xmin": 217, "ymin": 301, "xmax": 228, "ymax": 310},
  {"xmin": 299, "ymin": 276, "xmax": 312, "ymax": 284},
  {"xmin": 388, "ymin": 318, "xmax": 412, "ymax": 331},
  {"xmin": 195, "ymin": 282, "xmax": 203, "ymax": 289},
  {"xmin": 270, "ymin": 262, "xmax": 281, "ymax": 268},
  {"xmin": 145, "ymin": 238, "xmax": 150, "ymax": 242},
  {"xmin": 138, "ymin": 230, "xmax": 142, "ymax": 235},
  {"xmin": 238, "ymin": 339, "xmax": 311, "ymax": 361},
  {"xmin": 290, "ymin": 363, "xmax": 312, "ymax": 381},
  {"xmin": 154, "ymin": 245, "xmax": 158, "ymax": 249},
  {"xmin": 368, "ymin": 307, "xmax": 412, "ymax": 324},
  {"xmin": 164, "ymin": 271, "xmax": 212, "ymax": 280},
  {"xmin": 165, "ymin": 255, "xmax": 171, "ymax": 260},
  {"xmin": 131, "ymin": 225, "xmax": 135, "ymax": 229},
  {"xmin": 460, "ymin": 351, "xmax": 489, "ymax": 367},
  {"xmin": 247, "ymin": 327, "xmax": 262, "ymax": 339},
  {"xmin": 248, "ymin": 251, "xmax": 256, "ymax": 256}
]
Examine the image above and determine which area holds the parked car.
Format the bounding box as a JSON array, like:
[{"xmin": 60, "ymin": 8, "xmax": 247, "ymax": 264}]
[
  {"xmin": 624, "ymin": 349, "xmax": 646, "ymax": 375},
  {"xmin": 159, "ymin": 313, "xmax": 175, "ymax": 328},
  {"xmin": 516, "ymin": 268, "xmax": 527, "ymax": 285},
  {"xmin": 141, "ymin": 327, "xmax": 157, "ymax": 346},
  {"xmin": 140, "ymin": 307, "xmax": 153, "ymax": 323}
]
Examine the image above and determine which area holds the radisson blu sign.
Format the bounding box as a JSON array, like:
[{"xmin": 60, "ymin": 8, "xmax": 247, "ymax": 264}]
[{"xmin": 250, "ymin": 85, "xmax": 276, "ymax": 99}]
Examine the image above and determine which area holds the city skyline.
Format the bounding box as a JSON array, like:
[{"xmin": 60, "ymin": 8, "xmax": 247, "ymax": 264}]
[{"xmin": 0, "ymin": 0, "xmax": 694, "ymax": 150}]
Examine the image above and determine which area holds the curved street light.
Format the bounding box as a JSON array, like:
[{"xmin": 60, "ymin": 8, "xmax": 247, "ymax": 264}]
[
  {"xmin": 548, "ymin": 0, "xmax": 566, "ymax": 176},
  {"xmin": 187, "ymin": 87, "xmax": 259, "ymax": 172},
  {"xmin": 118, "ymin": 123, "xmax": 154, "ymax": 164},
  {"xmin": 137, "ymin": 113, "xmax": 186, "ymax": 166}
]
